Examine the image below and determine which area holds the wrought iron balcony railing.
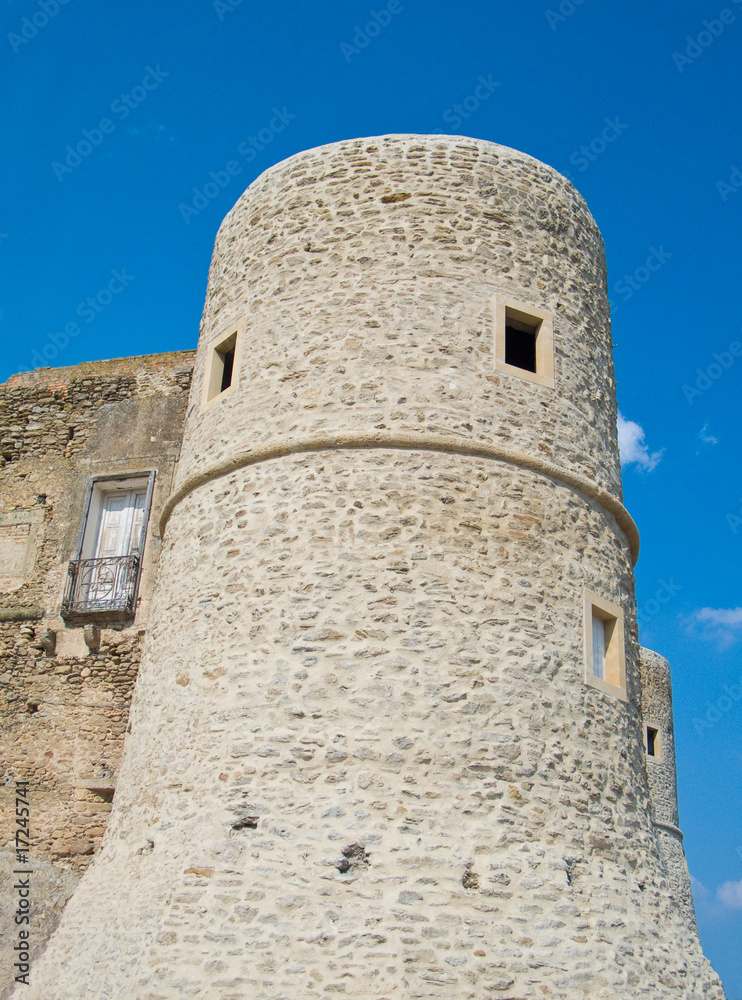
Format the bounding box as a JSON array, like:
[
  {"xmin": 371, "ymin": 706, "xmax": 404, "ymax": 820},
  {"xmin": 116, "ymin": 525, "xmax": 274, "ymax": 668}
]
[{"xmin": 62, "ymin": 555, "xmax": 140, "ymax": 620}]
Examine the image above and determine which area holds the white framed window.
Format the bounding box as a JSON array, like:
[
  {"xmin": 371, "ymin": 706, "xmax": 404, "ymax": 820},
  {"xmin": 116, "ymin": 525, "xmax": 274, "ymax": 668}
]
[
  {"xmin": 494, "ymin": 293, "xmax": 555, "ymax": 389},
  {"xmin": 203, "ymin": 322, "xmax": 242, "ymax": 407},
  {"xmin": 583, "ymin": 590, "xmax": 627, "ymax": 701},
  {"xmin": 81, "ymin": 484, "xmax": 147, "ymax": 562},
  {"xmin": 62, "ymin": 473, "xmax": 155, "ymax": 620}
]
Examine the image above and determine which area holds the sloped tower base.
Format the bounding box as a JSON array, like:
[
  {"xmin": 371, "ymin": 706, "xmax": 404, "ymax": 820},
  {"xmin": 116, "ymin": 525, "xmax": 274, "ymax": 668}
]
[{"xmin": 19, "ymin": 136, "xmax": 726, "ymax": 999}]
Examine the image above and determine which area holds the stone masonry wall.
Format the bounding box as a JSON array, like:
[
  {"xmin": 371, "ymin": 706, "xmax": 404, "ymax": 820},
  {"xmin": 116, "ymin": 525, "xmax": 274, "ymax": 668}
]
[
  {"xmin": 175, "ymin": 135, "xmax": 623, "ymax": 503},
  {"xmin": 0, "ymin": 852, "xmax": 79, "ymax": 1000},
  {"xmin": 0, "ymin": 623, "xmax": 141, "ymax": 863},
  {"xmin": 0, "ymin": 352, "xmax": 194, "ymax": 872},
  {"xmin": 20, "ymin": 451, "xmax": 723, "ymax": 999},
  {"xmin": 18, "ymin": 136, "xmax": 724, "ymax": 999},
  {"xmin": 639, "ymin": 648, "xmax": 697, "ymax": 932}
]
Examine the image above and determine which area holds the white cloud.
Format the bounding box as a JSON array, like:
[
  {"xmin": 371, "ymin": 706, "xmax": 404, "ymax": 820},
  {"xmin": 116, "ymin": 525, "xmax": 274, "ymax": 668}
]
[
  {"xmin": 717, "ymin": 879, "xmax": 742, "ymax": 910},
  {"xmin": 696, "ymin": 608, "xmax": 742, "ymax": 628},
  {"xmin": 691, "ymin": 875, "xmax": 711, "ymax": 902},
  {"xmin": 699, "ymin": 422, "xmax": 719, "ymax": 445},
  {"xmin": 693, "ymin": 875, "xmax": 742, "ymax": 916},
  {"xmin": 617, "ymin": 412, "xmax": 663, "ymax": 471},
  {"xmin": 689, "ymin": 607, "xmax": 742, "ymax": 648}
]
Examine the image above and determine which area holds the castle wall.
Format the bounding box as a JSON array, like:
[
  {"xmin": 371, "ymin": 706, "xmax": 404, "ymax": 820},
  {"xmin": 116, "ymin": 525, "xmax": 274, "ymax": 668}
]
[
  {"xmin": 19, "ymin": 451, "xmax": 724, "ymax": 999},
  {"xmin": 11, "ymin": 136, "xmax": 724, "ymax": 999},
  {"xmin": 639, "ymin": 648, "xmax": 697, "ymax": 931},
  {"xmin": 0, "ymin": 352, "xmax": 194, "ymax": 869},
  {"xmin": 173, "ymin": 136, "xmax": 624, "ymax": 505}
]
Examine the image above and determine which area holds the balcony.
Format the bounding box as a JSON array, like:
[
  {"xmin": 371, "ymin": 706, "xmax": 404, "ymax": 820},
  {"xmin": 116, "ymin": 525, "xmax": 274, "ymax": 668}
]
[{"xmin": 61, "ymin": 555, "xmax": 141, "ymax": 622}]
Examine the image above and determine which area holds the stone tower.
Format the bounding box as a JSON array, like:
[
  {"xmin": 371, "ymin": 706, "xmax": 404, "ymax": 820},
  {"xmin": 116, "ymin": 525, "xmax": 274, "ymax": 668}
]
[{"xmin": 20, "ymin": 135, "xmax": 725, "ymax": 999}]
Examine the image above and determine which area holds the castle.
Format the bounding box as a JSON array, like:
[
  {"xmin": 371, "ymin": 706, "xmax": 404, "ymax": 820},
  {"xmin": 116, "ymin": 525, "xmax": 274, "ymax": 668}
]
[{"xmin": 0, "ymin": 135, "xmax": 726, "ymax": 998}]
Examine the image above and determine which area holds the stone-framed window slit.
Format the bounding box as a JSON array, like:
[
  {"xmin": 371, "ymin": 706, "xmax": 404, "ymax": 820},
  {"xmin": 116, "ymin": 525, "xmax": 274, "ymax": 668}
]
[
  {"xmin": 494, "ymin": 293, "xmax": 555, "ymax": 389},
  {"xmin": 203, "ymin": 322, "xmax": 242, "ymax": 406},
  {"xmin": 645, "ymin": 725, "xmax": 661, "ymax": 759},
  {"xmin": 583, "ymin": 589, "xmax": 627, "ymax": 701}
]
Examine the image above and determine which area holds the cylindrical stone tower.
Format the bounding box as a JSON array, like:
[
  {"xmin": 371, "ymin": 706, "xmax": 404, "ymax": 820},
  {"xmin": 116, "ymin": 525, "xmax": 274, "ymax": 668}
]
[
  {"xmin": 639, "ymin": 648, "xmax": 698, "ymax": 931},
  {"xmin": 22, "ymin": 136, "xmax": 725, "ymax": 999}
]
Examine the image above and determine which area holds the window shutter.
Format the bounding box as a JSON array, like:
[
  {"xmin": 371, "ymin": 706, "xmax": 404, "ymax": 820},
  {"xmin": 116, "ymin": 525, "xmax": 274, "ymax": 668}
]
[{"xmin": 592, "ymin": 613, "xmax": 606, "ymax": 680}]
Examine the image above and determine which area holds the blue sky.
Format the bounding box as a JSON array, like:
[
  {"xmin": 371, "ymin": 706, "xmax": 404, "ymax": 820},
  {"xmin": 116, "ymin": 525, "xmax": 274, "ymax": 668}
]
[{"xmin": 1, "ymin": 0, "xmax": 740, "ymax": 990}]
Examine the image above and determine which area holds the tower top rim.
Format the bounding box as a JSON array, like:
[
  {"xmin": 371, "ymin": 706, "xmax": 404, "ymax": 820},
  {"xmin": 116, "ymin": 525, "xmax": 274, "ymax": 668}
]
[{"xmin": 218, "ymin": 132, "xmax": 593, "ymax": 233}]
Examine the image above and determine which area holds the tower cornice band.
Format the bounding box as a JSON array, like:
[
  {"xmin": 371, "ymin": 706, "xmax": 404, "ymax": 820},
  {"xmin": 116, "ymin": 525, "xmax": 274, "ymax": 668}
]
[{"xmin": 160, "ymin": 431, "xmax": 641, "ymax": 563}]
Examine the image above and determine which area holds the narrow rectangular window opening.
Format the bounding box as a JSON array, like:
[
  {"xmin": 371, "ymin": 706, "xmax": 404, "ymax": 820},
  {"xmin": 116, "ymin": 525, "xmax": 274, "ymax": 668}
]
[
  {"xmin": 591, "ymin": 612, "xmax": 607, "ymax": 681},
  {"xmin": 494, "ymin": 294, "xmax": 555, "ymax": 389},
  {"xmin": 505, "ymin": 316, "xmax": 539, "ymax": 374},
  {"xmin": 205, "ymin": 328, "xmax": 240, "ymax": 404},
  {"xmin": 220, "ymin": 343, "xmax": 235, "ymax": 393},
  {"xmin": 591, "ymin": 609, "xmax": 619, "ymax": 685},
  {"xmin": 647, "ymin": 727, "xmax": 659, "ymax": 757},
  {"xmin": 584, "ymin": 590, "xmax": 627, "ymax": 701}
]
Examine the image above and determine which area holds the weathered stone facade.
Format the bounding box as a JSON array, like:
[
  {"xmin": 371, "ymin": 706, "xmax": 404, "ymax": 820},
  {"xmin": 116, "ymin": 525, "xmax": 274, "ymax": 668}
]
[
  {"xmin": 2, "ymin": 135, "xmax": 725, "ymax": 998},
  {"xmin": 0, "ymin": 353, "xmax": 193, "ymax": 997},
  {"xmin": 639, "ymin": 649, "xmax": 697, "ymax": 932}
]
